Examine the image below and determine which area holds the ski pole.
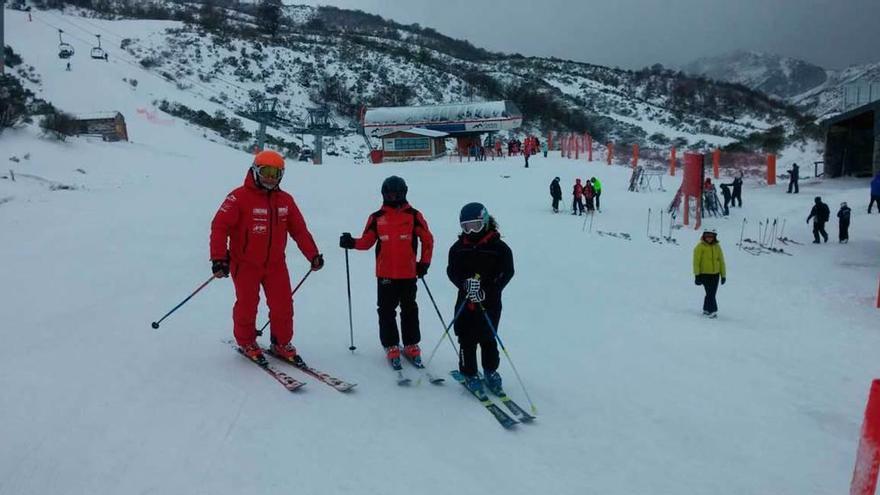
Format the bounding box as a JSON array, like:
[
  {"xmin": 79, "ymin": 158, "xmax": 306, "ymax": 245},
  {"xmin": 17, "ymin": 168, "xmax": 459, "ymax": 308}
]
[
  {"xmin": 647, "ymin": 208, "xmax": 652, "ymax": 238},
  {"xmin": 738, "ymin": 218, "xmax": 747, "ymax": 249},
  {"xmin": 422, "ymin": 299, "xmax": 468, "ymax": 374},
  {"xmin": 151, "ymin": 275, "xmax": 216, "ymax": 329},
  {"xmin": 476, "ymin": 302, "xmax": 538, "ymax": 415},
  {"xmin": 589, "ymin": 209, "xmax": 595, "ymax": 233},
  {"xmin": 769, "ymin": 218, "xmax": 778, "ymax": 249},
  {"xmin": 420, "ymin": 277, "xmax": 459, "ymax": 356},
  {"xmin": 257, "ymin": 269, "xmax": 313, "ymax": 336},
  {"xmin": 779, "ymin": 218, "xmax": 787, "ymax": 239},
  {"xmin": 659, "ymin": 207, "xmax": 664, "ymax": 239},
  {"xmin": 345, "ymin": 248, "xmax": 356, "ymax": 352}
]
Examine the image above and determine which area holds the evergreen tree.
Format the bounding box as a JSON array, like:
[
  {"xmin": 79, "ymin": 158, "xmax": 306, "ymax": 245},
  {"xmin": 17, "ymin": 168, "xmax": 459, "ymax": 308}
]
[{"xmin": 257, "ymin": 0, "xmax": 283, "ymax": 37}]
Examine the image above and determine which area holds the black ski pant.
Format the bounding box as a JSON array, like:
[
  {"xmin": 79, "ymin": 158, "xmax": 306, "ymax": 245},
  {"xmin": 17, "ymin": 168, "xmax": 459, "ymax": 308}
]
[
  {"xmin": 376, "ymin": 278, "xmax": 420, "ymax": 348},
  {"xmin": 732, "ymin": 191, "xmax": 742, "ymax": 207},
  {"xmin": 813, "ymin": 220, "xmax": 828, "ymax": 243},
  {"xmin": 573, "ymin": 197, "xmax": 584, "ymax": 215},
  {"xmin": 697, "ymin": 274, "xmax": 720, "ymax": 314},
  {"xmin": 869, "ymin": 195, "xmax": 880, "ymax": 213},
  {"xmin": 788, "ymin": 179, "xmax": 799, "ymax": 193},
  {"xmin": 839, "ymin": 219, "xmax": 850, "ymax": 242},
  {"xmin": 455, "ymin": 302, "xmax": 501, "ymax": 377},
  {"xmin": 552, "ymin": 196, "xmax": 560, "ymax": 212},
  {"xmin": 722, "ymin": 196, "xmax": 731, "ymax": 216},
  {"xmin": 595, "ymin": 191, "xmax": 601, "ymax": 210}
]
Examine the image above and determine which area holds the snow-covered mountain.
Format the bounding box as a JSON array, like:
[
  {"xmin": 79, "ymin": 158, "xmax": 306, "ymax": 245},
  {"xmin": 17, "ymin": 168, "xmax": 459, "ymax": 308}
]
[
  {"xmin": 4, "ymin": 2, "xmax": 821, "ymax": 154},
  {"xmin": 682, "ymin": 51, "xmax": 828, "ymax": 100},
  {"xmin": 683, "ymin": 51, "xmax": 880, "ymax": 120}
]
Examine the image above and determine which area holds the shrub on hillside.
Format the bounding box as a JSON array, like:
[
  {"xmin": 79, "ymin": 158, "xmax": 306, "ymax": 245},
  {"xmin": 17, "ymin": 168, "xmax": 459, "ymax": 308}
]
[
  {"xmin": 0, "ymin": 74, "xmax": 34, "ymax": 133},
  {"xmin": 39, "ymin": 110, "xmax": 78, "ymax": 141}
]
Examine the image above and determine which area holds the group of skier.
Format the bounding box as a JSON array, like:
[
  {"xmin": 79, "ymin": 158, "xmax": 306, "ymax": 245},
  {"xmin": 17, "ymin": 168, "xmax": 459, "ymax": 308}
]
[
  {"xmin": 549, "ymin": 176, "xmax": 602, "ymax": 214},
  {"xmin": 210, "ymin": 151, "xmax": 513, "ymax": 394}
]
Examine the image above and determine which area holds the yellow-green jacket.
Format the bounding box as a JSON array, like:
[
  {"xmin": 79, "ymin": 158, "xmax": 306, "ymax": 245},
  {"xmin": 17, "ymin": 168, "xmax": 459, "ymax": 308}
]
[{"xmin": 693, "ymin": 241, "xmax": 726, "ymax": 277}]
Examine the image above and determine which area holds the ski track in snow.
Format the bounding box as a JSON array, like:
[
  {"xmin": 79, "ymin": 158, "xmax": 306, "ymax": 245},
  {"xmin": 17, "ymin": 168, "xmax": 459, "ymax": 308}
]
[{"xmin": 2, "ymin": 8, "xmax": 880, "ymax": 495}]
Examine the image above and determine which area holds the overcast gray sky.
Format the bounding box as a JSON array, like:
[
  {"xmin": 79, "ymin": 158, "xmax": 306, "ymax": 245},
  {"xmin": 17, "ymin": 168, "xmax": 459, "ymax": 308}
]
[{"xmin": 293, "ymin": 0, "xmax": 880, "ymax": 70}]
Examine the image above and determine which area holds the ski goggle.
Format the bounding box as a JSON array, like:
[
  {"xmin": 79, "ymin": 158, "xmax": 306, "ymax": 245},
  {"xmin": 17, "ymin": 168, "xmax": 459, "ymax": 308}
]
[
  {"xmin": 460, "ymin": 218, "xmax": 486, "ymax": 234},
  {"xmin": 253, "ymin": 165, "xmax": 283, "ymax": 180}
]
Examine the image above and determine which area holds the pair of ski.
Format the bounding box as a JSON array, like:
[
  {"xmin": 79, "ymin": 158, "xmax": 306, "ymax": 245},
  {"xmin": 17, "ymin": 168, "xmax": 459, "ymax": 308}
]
[
  {"xmin": 597, "ymin": 230, "xmax": 631, "ymax": 241},
  {"xmin": 389, "ymin": 354, "xmax": 444, "ymax": 386},
  {"xmin": 450, "ymin": 370, "xmax": 535, "ymax": 429},
  {"xmin": 235, "ymin": 345, "xmax": 356, "ymax": 393}
]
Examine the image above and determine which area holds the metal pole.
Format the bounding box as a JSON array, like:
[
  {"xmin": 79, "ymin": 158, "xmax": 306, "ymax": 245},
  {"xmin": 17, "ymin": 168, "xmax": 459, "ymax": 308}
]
[
  {"xmin": 1, "ymin": 0, "xmax": 6, "ymax": 76},
  {"xmin": 313, "ymin": 133, "xmax": 323, "ymax": 165}
]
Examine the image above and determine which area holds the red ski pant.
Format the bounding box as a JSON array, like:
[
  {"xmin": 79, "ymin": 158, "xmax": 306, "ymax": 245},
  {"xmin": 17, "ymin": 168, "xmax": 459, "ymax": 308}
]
[{"xmin": 231, "ymin": 261, "xmax": 293, "ymax": 347}]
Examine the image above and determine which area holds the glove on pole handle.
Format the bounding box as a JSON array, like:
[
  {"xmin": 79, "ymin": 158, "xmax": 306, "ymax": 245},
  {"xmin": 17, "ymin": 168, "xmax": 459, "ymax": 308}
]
[
  {"xmin": 345, "ymin": 248, "xmax": 356, "ymax": 352},
  {"xmin": 151, "ymin": 275, "xmax": 216, "ymax": 329},
  {"xmin": 257, "ymin": 269, "xmax": 313, "ymax": 336},
  {"xmin": 477, "ymin": 302, "xmax": 538, "ymax": 415}
]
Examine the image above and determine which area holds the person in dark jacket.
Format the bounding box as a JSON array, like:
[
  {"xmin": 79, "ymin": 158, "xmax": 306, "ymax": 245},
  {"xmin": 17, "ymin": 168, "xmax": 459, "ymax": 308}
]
[
  {"xmin": 787, "ymin": 163, "xmax": 800, "ymax": 194},
  {"xmin": 806, "ymin": 196, "xmax": 830, "ymax": 243},
  {"xmin": 572, "ymin": 179, "xmax": 585, "ymax": 215},
  {"xmin": 447, "ymin": 202, "xmax": 514, "ymax": 394},
  {"xmin": 869, "ymin": 173, "xmax": 880, "ymax": 213},
  {"xmin": 730, "ymin": 173, "xmax": 743, "ymax": 207},
  {"xmin": 837, "ymin": 202, "xmax": 851, "ymax": 243},
  {"xmin": 719, "ymin": 183, "xmax": 732, "ymax": 216},
  {"xmin": 549, "ymin": 177, "xmax": 562, "ymax": 213},
  {"xmin": 340, "ymin": 176, "xmax": 434, "ymax": 365}
]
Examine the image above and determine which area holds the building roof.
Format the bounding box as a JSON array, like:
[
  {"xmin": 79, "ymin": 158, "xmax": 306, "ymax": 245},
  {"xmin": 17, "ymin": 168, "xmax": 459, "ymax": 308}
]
[
  {"xmin": 362, "ymin": 101, "xmax": 522, "ymax": 137},
  {"xmin": 73, "ymin": 111, "xmax": 123, "ymax": 121},
  {"xmin": 379, "ymin": 127, "xmax": 448, "ymax": 138},
  {"xmin": 822, "ymin": 100, "xmax": 880, "ymax": 128}
]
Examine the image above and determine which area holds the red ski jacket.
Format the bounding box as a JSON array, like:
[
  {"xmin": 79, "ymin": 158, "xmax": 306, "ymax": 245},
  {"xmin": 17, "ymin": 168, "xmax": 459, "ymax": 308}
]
[
  {"xmin": 573, "ymin": 182, "xmax": 584, "ymax": 198},
  {"xmin": 353, "ymin": 204, "xmax": 434, "ymax": 279},
  {"xmin": 210, "ymin": 172, "xmax": 319, "ymax": 268}
]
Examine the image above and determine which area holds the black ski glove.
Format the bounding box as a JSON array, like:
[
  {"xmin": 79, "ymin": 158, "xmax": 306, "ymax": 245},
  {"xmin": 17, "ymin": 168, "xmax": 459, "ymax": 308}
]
[
  {"xmin": 694, "ymin": 275, "xmax": 701, "ymax": 286},
  {"xmin": 212, "ymin": 259, "xmax": 230, "ymax": 278},
  {"xmin": 339, "ymin": 232, "xmax": 355, "ymax": 249},
  {"xmin": 416, "ymin": 262, "xmax": 429, "ymax": 278},
  {"xmin": 311, "ymin": 254, "xmax": 324, "ymax": 271},
  {"xmin": 721, "ymin": 277, "xmax": 726, "ymax": 285}
]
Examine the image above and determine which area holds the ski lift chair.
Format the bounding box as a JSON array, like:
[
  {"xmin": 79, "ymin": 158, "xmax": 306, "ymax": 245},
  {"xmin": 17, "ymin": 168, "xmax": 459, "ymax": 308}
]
[
  {"xmin": 90, "ymin": 35, "xmax": 106, "ymax": 60},
  {"xmin": 57, "ymin": 30, "xmax": 74, "ymax": 59}
]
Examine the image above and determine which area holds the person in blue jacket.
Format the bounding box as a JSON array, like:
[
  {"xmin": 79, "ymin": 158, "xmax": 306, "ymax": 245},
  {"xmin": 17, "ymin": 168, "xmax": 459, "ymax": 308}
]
[{"xmin": 869, "ymin": 172, "xmax": 880, "ymax": 214}]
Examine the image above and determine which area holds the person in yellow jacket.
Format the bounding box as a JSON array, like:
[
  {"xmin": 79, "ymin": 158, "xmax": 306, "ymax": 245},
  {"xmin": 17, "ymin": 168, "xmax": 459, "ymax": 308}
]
[{"xmin": 693, "ymin": 228, "xmax": 726, "ymax": 318}]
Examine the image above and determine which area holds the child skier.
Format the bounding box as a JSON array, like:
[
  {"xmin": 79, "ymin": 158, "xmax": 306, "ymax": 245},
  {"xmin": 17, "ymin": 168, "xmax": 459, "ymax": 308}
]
[
  {"xmin": 447, "ymin": 202, "xmax": 514, "ymax": 394},
  {"xmin": 549, "ymin": 177, "xmax": 562, "ymax": 213},
  {"xmin": 583, "ymin": 180, "xmax": 596, "ymax": 212},
  {"xmin": 339, "ymin": 176, "xmax": 434, "ymax": 367},
  {"xmin": 837, "ymin": 202, "xmax": 851, "ymax": 243},
  {"xmin": 693, "ymin": 228, "xmax": 726, "ymax": 318}
]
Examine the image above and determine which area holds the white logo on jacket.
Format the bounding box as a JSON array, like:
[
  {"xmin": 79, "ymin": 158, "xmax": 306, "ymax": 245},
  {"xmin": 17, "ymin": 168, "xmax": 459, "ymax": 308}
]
[
  {"xmin": 253, "ymin": 208, "xmax": 268, "ymax": 216},
  {"xmin": 278, "ymin": 207, "xmax": 288, "ymax": 216},
  {"xmin": 252, "ymin": 224, "xmax": 268, "ymax": 234}
]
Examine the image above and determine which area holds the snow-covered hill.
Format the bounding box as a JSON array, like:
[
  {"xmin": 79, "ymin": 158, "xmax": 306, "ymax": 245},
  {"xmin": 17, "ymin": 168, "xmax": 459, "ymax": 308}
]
[{"xmin": 4, "ymin": 3, "xmax": 819, "ymax": 153}]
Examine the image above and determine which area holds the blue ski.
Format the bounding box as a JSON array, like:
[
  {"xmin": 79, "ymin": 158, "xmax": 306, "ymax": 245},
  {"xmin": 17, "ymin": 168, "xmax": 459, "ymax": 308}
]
[{"xmin": 450, "ymin": 370, "xmax": 517, "ymax": 429}]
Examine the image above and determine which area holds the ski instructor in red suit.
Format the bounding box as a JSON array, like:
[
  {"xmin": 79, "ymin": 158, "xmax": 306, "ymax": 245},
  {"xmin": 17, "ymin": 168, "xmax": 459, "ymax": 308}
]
[{"xmin": 210, "ymin": 150, "xmax": 324, "ymax": 365}]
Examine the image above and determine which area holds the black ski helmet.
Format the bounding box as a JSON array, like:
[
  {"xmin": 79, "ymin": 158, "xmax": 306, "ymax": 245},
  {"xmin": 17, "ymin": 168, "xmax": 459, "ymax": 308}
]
[
  {"xmin": 459, "ymin": 202, "xmax": 490, "ymax": 235},
  {"xmin": 381, "ymin": 176, "xmax": 407, "ymax": 204}
]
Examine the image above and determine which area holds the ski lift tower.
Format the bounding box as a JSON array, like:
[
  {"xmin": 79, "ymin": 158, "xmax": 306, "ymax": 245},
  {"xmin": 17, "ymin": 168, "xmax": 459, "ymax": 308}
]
[{"xmin": 289, "ymin": 106, "xmax": 345, "ymax": 165}]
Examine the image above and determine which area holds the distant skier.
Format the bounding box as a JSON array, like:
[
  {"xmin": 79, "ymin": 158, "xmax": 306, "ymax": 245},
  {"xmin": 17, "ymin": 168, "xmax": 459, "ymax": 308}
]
[
  {"xmin": 719, "ymin": 183, "xmax": 732, "ymax": 216},
  {"xmin": 590, "ymin": 177, "xmax": 602, "ymax": 212},
  {"xmin": 572, "ymin": 178, "xmax": 585, "ymax": 215},
  {"xmin": 806, "ymin": 196, "xmax": 830, "ymax": 243},
  {"xmin": 869, "ymin": 172, "xmax": 880, "ymax": 213},
  {"xmin": 339, "ymin": 176, "xmax": 434, "ymax": 366},
  {"xmin": 837, "ymin": 202, "xmax": 851, "ymax": 243},
  {"xmin": 549, "ymin": 177, "xmax": 562, "ymax": 213},
  {"xmin": 210, "ymin": 150, "xmax": 324, "ymax": 364},
  {"xmin": 523, "ymin": 139, "xmax": 532, "ymax": 168},
  {"xmin": 541, "ymin": 140, "xmax": 548, "ymax": 158},
  {"xmin": 787, "ymin": 163, "xmax": 800, "ymax": 194},
  {"xmin": 693, "ymin": 228, "xmax": 726, "ymax": 318},
  {"xmin": 728, "ymin": 172, "xmax": 744, "ymax": 207},
  {"xmin": 583, "ymin": 179, "xmax": 596, "ymax": 212},
  {"xmin": 447, "ymin": 202, "xmax": 514, "ymax": 394}
]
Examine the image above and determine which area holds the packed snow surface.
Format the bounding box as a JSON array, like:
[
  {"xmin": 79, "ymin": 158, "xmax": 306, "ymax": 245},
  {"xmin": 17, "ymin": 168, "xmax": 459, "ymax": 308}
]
[{"xmin": 2, "ymin": 7, "xmax": 880, "ymax": 495}]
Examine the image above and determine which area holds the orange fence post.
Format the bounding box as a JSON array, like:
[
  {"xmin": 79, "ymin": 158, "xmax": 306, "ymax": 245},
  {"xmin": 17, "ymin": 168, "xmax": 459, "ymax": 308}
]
[
  {"xmin": 607, "ymin": 143, "xmax": 613, "ymax": 165},
  {"xmin": 713, "ymin": 148, "xmax": 720, "ymax": 179},
  {"xmin": 670, "ymin": 147, "xmax": 677, "ymax": 176},
  {"xmin": 575, "ymin": 136, "xmax": 580, "ymax": 160},
  {"xmin": 632, "ymin": 143, "xmax": 639, "ymax": 168},
  {"xmin": 547, "ymin": 131, "xmax": 553, "ymax": 151},
  {"xmin": 852, "ymin": 380, "xmax": 880, "ymax": 495},
  {"xmin": 767, "ymin": 154, "xmax": 777, "ymax": 185},
  {"xmin": 587, "ymin": 134, "xmax": 593, "ymax": 162}
]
